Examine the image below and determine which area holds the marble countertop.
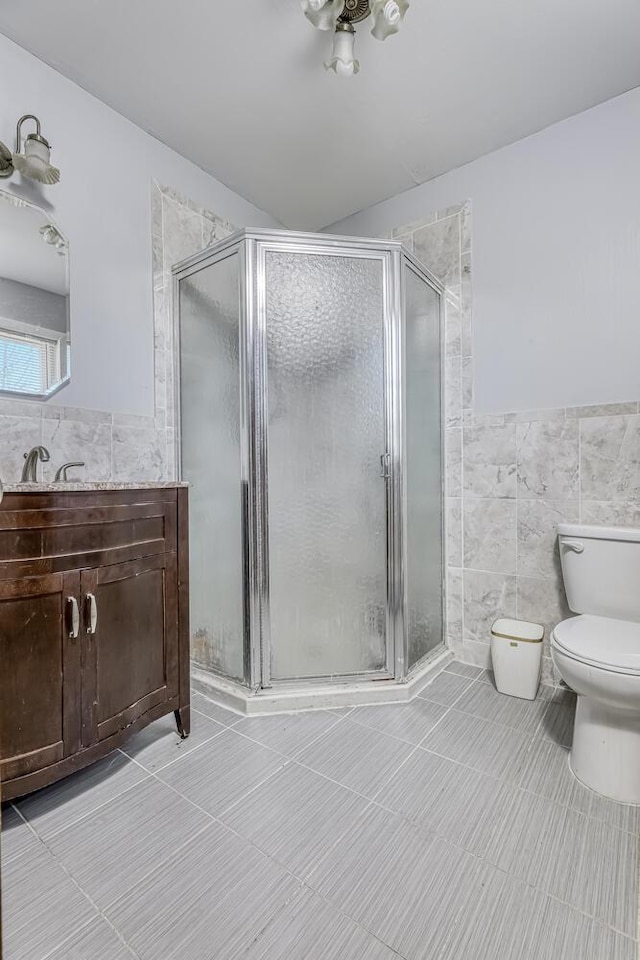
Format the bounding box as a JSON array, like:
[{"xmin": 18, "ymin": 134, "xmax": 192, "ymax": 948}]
[{"xmin": 2, "ymin": 481, "xmax": 189, "ymax": 493}]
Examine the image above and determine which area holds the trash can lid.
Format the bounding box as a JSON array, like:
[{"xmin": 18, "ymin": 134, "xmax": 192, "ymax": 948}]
[{"xmin": 491, "ymin": 618, "xmax": 544, "ymax": 642}]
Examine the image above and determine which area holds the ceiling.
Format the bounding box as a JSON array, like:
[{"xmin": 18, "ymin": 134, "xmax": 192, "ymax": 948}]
[{"xmin": 1, "ymin": 0, "xmax": 640, "ymax": 229}]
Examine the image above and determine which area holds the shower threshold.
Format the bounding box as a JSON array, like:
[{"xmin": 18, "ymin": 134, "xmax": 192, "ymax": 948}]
[{"xmin": 191, "ymin": 646, "xmax": 452, "ymax": 717}]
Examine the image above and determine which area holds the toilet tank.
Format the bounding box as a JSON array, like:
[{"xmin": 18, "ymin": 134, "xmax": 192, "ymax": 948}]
[{"xmin": 558, "ymin": 523, "xmax": 640, "ymax": 622}]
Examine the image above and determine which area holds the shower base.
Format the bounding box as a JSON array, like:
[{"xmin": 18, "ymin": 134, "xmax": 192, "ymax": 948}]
[{"xmin": 191, "ymin": 646, "xmax": 452, "ymax": 717}]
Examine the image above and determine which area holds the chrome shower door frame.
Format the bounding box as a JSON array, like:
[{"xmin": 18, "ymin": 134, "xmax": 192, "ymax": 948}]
[
  {"xmin": 397, "ymin": 248, "xmax": 446, "ymax": 678},
  {"xmin": 173, "ymin": 234, "xmax": 254, "ymax": 684},
  {"xmin": 248, "ymin": 232, "xmax": 402, "ymax": 689}
]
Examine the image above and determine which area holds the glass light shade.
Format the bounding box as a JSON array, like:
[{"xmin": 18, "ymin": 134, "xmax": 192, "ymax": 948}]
[
  {"xmin": 12, "ymin": 136, "xmax": 60, "ymax": 185},
  {"xmin": 301, "ymin": 0, "xmax": 345, "ymax": 31},
  {"xmin": 324, "ymin": 26, "xmax": 360, "ymax": 76},
  {"xmin": 370, "ymin": 0, "xmax": 409, "ymax": 40}
]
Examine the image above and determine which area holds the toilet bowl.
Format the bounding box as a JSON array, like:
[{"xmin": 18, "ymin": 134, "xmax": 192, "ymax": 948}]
[
  {"xmin": 551, "ymin": 615, "xmax": 640, "ymax": 803},
  {"xmin": 553, "ymin": 524, "xmax": 640, "ymax": 805}
]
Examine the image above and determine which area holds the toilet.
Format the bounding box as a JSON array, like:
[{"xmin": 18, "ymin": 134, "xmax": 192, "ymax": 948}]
[{"xmin": 552, "ymin": 523, "xmax": 640, "ymax": 805}]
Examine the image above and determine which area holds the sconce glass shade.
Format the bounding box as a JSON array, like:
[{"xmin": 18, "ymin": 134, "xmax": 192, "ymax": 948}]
[
  {"xmin": 301, "ymin": 0, "xmax": 345, "ymax": 31},
  {"xmin": 12, "ymin": 134, "xmax": 60, "ymax": 185},
  {"xmin": 325, "ymin": 23, "xmax": 360, "ymax": 76},
  {"xmin": 369, "ymin": 0, "xmax": 409, "ymax": 40}
]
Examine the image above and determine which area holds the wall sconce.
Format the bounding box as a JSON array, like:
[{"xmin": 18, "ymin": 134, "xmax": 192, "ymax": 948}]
[{"xmin": 0, "ymin": 114, "xmax": 60, "ymax": 185}]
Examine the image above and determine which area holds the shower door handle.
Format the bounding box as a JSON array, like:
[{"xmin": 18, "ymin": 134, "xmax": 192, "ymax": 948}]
[{"xmin": 379, "ymin": 453, "xmax": 391, "ymax": 479}]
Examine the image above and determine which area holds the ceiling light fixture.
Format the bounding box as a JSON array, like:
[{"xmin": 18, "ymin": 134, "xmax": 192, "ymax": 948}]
[
  {"xmin": 0, "ymin": 114, "xmax": 60, "ymax": 185},
  {"xmin": 302, "ymin": 0, "xmax": 409, "ymax": 76}
]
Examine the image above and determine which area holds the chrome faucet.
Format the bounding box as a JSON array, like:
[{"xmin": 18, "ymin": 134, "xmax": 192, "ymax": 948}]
[
  {"xmin": 21, "ymin": 445, "xmax": 50, "ymax": 482},
  {"xmin": 54, "ymin": 461, "xmax": 85, "ymax": 482}
]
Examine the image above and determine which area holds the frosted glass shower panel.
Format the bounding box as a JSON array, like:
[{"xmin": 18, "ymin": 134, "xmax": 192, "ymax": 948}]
[
  {"xmin": 265, "ymin": 251, "xmax": 388, "ymax": 680},
  {"xmin": 405, "ymin": 265, "xmax": 443, "ymax": 667},
  {"xmin": 179, "ymin": 253, "xmax": 245, "ymax": 681}
]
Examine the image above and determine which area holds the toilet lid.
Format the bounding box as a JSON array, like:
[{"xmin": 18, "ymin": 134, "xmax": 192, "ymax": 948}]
[{"xmin": 553, "ymin": 615, "xmax": 640, "ymax": 675}]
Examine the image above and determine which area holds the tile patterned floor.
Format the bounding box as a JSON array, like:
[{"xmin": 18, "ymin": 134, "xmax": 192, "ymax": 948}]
[{"xmin": 2, "ymin": 662, "xmax": 639, "ymax": 960}]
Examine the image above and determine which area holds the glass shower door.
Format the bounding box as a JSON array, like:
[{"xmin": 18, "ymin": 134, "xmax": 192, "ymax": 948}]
[
  {"xmin": 404, "ymin": 262, "xmax": 443, "ymax": 668},
  {"xmin": 263, "ymin": 248, "xmax": 391, "ymax": 681},
  {"xmin": 179, "ymin": 251, "xmax": 245, "ymax": 682}
]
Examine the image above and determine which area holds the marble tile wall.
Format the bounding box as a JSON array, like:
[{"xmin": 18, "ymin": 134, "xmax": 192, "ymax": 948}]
[
  {"xmin": 151, "ymin": 182, "xmax": 235, "ymax": 479},
  {"xmin": 392, "ymin": 204, "xmax": 640, "ymax": 683},
  {"xmin": 0, "ymin": 183, "xmax": 234, "ymax": 484}
]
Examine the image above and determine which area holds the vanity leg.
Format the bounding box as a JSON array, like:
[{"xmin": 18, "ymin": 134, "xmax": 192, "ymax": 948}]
[{"xmin": 174, "ymin": 706, "xmax": 190, "ymax": 739}]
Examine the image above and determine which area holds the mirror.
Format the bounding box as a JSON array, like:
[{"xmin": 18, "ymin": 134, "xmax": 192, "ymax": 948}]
[{"xmin": 0, "ymin": 189, "xmax": 70, "ymax": 398}]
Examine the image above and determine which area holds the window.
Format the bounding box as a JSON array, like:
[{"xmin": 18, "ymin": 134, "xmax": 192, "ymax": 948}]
[{"xmin": 0, "ymin": 328, "xmax": 62, "ymax": 395}]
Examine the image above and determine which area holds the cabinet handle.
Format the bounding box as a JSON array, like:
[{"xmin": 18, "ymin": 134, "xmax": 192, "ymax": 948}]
[
  {"xmin": 85, "ymin": 593, "xmax": 98, "ymax": 634},
  {"xmin": 66, "ymin": 597, "xmax": 79, "ymax": 639}
]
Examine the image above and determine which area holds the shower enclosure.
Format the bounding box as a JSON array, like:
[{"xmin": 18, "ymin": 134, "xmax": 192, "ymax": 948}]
[{"xmin": 175, "ymin": 229, "xmax": 443, "ymax": 695}]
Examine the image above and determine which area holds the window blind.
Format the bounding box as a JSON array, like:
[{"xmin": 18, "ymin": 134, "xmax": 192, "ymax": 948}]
[{"xmin": 0, "ymin": 329, "xmax": 60, "ymax": 394}]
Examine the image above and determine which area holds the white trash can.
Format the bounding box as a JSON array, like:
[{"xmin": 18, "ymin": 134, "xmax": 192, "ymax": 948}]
[{"xmin": 490, "ymin": 618, "xmax": 544, "ymax": 700}]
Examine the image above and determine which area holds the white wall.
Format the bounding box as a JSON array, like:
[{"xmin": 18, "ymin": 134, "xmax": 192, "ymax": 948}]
[
  {"xmin": 327, "ymin": 88, "xmax": 640, "ymax": 414},
  {"xmin": 0, "ymin": 34, "xmax": 279, "ymax": 416}
]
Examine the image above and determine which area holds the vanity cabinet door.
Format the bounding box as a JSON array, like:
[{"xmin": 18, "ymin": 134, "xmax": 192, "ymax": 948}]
[
  {"xmin": 0, "ymin": 572, "xmax": 82, "ymax": 788},
  {"xmin": 81, "ymin": 553, "xmax": 179, "ymax": 746}
]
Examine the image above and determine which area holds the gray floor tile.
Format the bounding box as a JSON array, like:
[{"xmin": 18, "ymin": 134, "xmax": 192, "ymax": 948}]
[
  {"xmin": 439, "ymin": 866, "xmax": 548, "ymax": 960},
  {"xmin": 416, "ymin": 670, "xmax": 473, "ymax": 705},
  {"xmin": 484, "ymin": 788, "xmax": 586, "ymax": 894},
  {"xmin": 2, "ymin": 835, "xmax": 96, "ymax": 960},
  {"xmin": 376, "ymin": 748, "xmax": 517, "ymax": 859},
  {"xmin": 46, "ymin": 777, "xmax": 213, "ymax": 909},
  {"xmin": 455, "ymin": 680, "xmax": 548, "ymax": 734},
  {"xmin": 517, "ymin": 738, "xmax": 590, "ymax": 812},
  {"xmin": 481, "ymin": 786, "xmax": 637, "ymax": 933},
  {"xmin": 539, "ymin": 684, "xmax": 577, "ymax": 704},
  {"xmin": 191, "ymin": 691, "xmax": 242, "ymax": 725},
  {"xmin": 444, "ymin": 660, "xmax": 484, "ymax": 679},
  {"xmin": 296, "ymin": 719, "xmax": 414, "ymax": 799},
  {"xmin": 1, "ymin": 805, "xmax": 41, "ymax": 866},
  {"xmin": 478, "ymin": 668, "xmax": 496, "ymax": 686},
  {"xmin": 16, "ymin": 752, "xmax": 148, "ymax": 841},
  {"xmin": 420, "ymin": 708, "xmax": 533, "ymax": 782},
  {"xmin": 588, "ymin": 785, "xmax": 640, "ymax": 837},
  {"xmin": 446, "ymin": 878, "xmax": 634, "ymax": 960},
  {"xmin": 106, "ymin": 820, "xmax": 302, "ymax": 960},
  {"xmin": 518, "ymin": 737, "xmax": 640, "ymax": 834},
  {"xmin": 221, "ymin": 762, "xmax": 369, "ymax": 878},
  {"xmin": 539, "ymin": 696, "xmax": 576, "ymax": 746},
  {"xmin": 350, "ymin": 698, "xmax": 448, "ymax": 745},
  {"xmin": 308, "ymin": 803, "xmax": 493, "ymax": 960},
  {"xmin": 480, "ymin": 672, "xmax": 560, "ymax": 705},
  {"xmin": 233, "ymin": 710, "xmax": 341, "ymax": 757},
  {"xmin": 588, "ymin": 920, "xmax": 638, "ymax": 960},
  {"xmin": 526, "ymin": 894, "xmax": 594, "ymax": 960},
  {"xmin": 46, "ymin": 917, "xmax": 138, "ymax": 960},
  {"xmin": 158, "ymin": 726, "xmax": 286, "ymax": 816},
  {"xmin": 243, "ymin": 886, "xmax": 400, "ymax": 960},
  {"xmin": 578, "ymin": 816, "xmax": 639, "ymax": 937},
  {"xmin": 538, "ymin": 683, "xmax": 568, "ymax": 701},
  {"xmin": 121, "ymin": 710, "xmax": 224, "ymax": 772}
]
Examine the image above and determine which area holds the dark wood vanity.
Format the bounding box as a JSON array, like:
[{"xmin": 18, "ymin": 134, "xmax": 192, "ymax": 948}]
[{"xmin": 0, "ymin": 484, "xmax": 190, "ymax": 800}]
